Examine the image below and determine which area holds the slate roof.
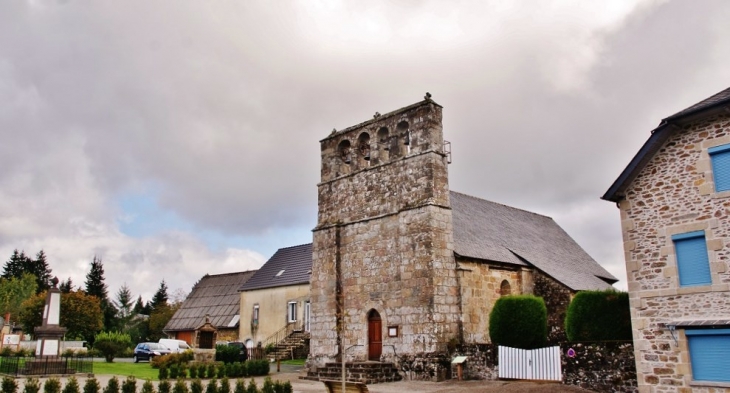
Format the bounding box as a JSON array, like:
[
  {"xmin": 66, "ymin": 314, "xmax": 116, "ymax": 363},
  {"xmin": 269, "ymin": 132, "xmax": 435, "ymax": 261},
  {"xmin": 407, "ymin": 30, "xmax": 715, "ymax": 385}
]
[
  {"xmin": 603, "ymin": 86, "xmax": 730, "ymax": 202},
  {"xmin": 240, "ymin": 195, "xmax": 614, "ymax": 293},
  {"xmin": 164, "ymin": 271, "xmax": 256, "ymax": 332},
  {"xmin": 450, "ymin": 191, "xmax": 617, "ymax": 291},
  {"xmin": 238, "ymin": 243, "xmax": 312, "ymax": 291}
]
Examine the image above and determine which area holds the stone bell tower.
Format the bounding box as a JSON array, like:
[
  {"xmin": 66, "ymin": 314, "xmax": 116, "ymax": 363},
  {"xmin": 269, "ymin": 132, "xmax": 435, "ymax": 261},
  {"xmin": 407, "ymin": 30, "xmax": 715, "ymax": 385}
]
[{"xmin": 309, "ymin": 96, "xmax": 459, "ymax": 367}]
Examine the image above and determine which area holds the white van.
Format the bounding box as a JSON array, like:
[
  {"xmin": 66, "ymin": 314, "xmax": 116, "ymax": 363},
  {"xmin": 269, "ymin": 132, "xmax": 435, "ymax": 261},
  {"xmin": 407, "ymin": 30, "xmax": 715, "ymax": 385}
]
[{"xmin": 159, "ymin": 339, "xmax": 192, "ymax": 353}]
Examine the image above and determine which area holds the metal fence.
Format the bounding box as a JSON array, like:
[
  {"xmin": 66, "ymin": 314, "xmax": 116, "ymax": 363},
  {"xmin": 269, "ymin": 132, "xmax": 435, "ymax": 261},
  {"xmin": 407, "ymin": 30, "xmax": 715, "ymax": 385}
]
[{"xmin": 0, "ymin": 356, "xmax": 93, "ymax": 376}]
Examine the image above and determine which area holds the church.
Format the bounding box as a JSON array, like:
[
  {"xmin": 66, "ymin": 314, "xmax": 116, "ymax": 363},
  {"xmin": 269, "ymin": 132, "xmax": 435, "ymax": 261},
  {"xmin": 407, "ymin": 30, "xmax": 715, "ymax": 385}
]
[{"xmin": 307, "ymin": 96, "xmax": 617, "ymax": 371}]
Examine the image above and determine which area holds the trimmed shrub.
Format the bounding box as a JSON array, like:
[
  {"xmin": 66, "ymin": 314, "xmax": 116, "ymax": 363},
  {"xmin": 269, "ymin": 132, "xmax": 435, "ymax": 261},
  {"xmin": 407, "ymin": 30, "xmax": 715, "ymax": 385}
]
[
  {"xmin": 190, "ymin": 380, "xmax": 203, "ymax": 393},
  {"xmin": 189, "ymin": 364, "xmax": 198, "ymax": 379},
  {"xmin": 43, "ymin": 378, "xmax": 61, "ymax": 393},
  {"xmin": 233, "ymin": 380, "xmax": 245, "ymax": 393},
  {"xmin": 141, "ymin": 380, "xmax": 155, "ymax": 393},
  {"xmin": 172, "ymin": 379, "xmax": 188, "ymax": 393},
  {"xmin": 169, "ymin": 364, "xmax": 180, "ymax": 379},
  {"xmin": 102, "ymin": 377, "xmax": 119, "ymax": 393},
  {"xmin": 218, "ymin": 378, "xmax": 230, "ymax": 393},
  {"xmin": 2, "ymin": 376, "xmax": 18, "ymax": 393},
  {"xmin": 260, "ymin": 378, "xmax": 274, "ymax": 393},
  {"xmin": 157, "ymin": 381, "xmax": 170, "ymax": 393},
  {"xmin": 23, "ymin": 378, "xmax": 40, "ymax": 393},
  {"xmin": 205, "ymin": 379, "xmax": 217, "ymax": 393},
  {"xmin": 121, "ymin": 377, "xmax": 136, "ymax": 393},
  {"xmin": 94, "ymin": 332, "xmax": 132, "ymax": 363},
  {"xmin": 214, "ymin": 345, "xmax": 240, "ymax": 364},
  {"xmin": 152, "ymin": 353, "xmax": 192, "ymax": 370},
  {"xmin": 206, "ymin": 364, "xmax": 216, "ymax": 380},
  {"xmin": 245, "ymin": 380, "xmax": 257, "ymax": 393},
  {"xmin": 488, "ymin": 295, "xmax": 547, "ymax": 349},
  {"xmin": 82, "ymin": 378, "xmax": 100, "ymax": 393},
  {"xmin": 159, "ymin": 367, "xmax": 169, "ymax": 381},
  {"xmin": 61, "ymin": 377, "xmax": 80, "ymax": 393},
  {"xmin": 565, "ymin": 290, "xmax": 632, "ymax": 342}
]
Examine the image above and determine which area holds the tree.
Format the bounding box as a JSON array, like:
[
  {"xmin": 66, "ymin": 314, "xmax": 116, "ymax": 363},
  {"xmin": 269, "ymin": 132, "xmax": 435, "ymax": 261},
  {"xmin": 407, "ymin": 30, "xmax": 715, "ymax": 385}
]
[
  {"xmin": 1, "ymin": 250, "xmax": 30, "ymax": 279},
  {"xmin": 59, "ymin": 278, "xmax": 74, "ymax": 293},
  {"xmin": 150, "ymin": 280, "xmax": 169, "ymax": 311},
  {"xmin": 84, "ymin": 256, "xmax": 108, "ymax": 300},
  {"xmin": 93, "ymin": 331, "xmax": 132, "ymax": 363},
  {"xmin": 84, "ymin": 256, "xmax": 117, "ymax": 332},
  {"xmin": 132, "ymin": 296, "xmax": 145, "ymax": 315},
  {"xmin": 2, "ymin": 250, "xmax": 52, "ymax": 294},
  {"xmin": 113, "ymin": 284, "xmax": 134, "ymax": 319},
  {"xmin": 19, "ymin": 290, "xmax": 103, "ymax": 343},
  {"xmin": 0, "ymin": 273, "xmax": 37, "ymax": 321},
  {"xmin": 147, "ymin": 303, "xmax": 179, "ymax": 342},
  {"xmin": 30, "ymin": 250, "xmax": 52, "ymax": 292}
]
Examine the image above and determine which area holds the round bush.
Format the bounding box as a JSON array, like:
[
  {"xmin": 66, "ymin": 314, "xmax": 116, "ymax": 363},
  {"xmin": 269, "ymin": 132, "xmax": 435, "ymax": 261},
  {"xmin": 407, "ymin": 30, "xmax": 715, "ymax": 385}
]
[
  {"xmin": 488, "ymin": 295, "xmax": 547, "ymax": 349},
  {"xmin": 565, "ymin": 290, "xmax": 632, "ymax": 342}
]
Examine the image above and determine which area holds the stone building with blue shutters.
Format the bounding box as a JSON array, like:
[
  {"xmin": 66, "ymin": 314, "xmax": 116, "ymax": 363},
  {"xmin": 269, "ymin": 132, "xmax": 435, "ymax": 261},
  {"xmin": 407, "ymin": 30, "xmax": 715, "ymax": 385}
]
[{"xmin": 603, "ymin": 87, "xmax": 730, "ymax": 391}]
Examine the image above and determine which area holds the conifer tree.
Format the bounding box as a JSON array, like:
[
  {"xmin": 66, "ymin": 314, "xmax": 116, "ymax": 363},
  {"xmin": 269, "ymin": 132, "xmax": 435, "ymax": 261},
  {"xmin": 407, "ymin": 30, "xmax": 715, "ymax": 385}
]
[
  {"xmin": 2, "ymin": 250, "xmax": 52, "ymax": 294},
  {"xmin": 30, "ymin": 250, "xmax": 52, "ymax": 292},
  {"xmin": 59, "ymin": 278, "xmax": 74, "ymax": 293},
  {"xmin": 150, "ymin": 280, "xmax": 169, "ymax": 311},
  {"xmin": 84, "ymin": 256, "xmax": 118, "ymax": 331}
]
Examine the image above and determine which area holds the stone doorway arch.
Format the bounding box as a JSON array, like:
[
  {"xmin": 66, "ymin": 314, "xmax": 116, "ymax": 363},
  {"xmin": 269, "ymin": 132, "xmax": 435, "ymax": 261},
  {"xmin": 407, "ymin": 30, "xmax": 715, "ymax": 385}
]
[{"xmin": 367, "ymin": 309, "xmax": 382, "ymax": 361}]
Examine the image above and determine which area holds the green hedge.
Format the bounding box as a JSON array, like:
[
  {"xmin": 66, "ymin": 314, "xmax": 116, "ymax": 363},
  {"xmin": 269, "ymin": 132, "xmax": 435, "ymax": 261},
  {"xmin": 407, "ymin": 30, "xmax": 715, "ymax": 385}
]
[
  {"xmin": 488, "ymin": 295, "xmax": 547, "ymax": 349},
  {"xmin": 565, "ymin": 290, "xmax": 632, "ymax": 342}
]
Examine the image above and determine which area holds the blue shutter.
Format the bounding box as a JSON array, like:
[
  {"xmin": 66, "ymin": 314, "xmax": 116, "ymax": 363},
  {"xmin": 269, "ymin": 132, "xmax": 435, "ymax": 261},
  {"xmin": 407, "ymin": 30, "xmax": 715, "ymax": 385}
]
[
  {"xmin": 672, "ymin": 232, "xmax": 711, "ymax": 287},
  {"xmin": 686, "ymin": 329, "xmax": 730, "ymax": 382},
  {"xmin": 709, "ymin": 144, "xmax": 730, "ymax": 192}
]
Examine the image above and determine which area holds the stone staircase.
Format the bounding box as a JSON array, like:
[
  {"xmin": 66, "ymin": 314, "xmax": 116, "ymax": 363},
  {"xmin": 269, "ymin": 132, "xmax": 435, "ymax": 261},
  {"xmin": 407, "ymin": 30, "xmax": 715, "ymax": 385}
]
[
  {"xmin": 303, "ymin": 362, "xmax": 403, "ymax": 384},
  {"xmin": 267, "ymin": 330, "xmax": 310, "ymax": 360}
]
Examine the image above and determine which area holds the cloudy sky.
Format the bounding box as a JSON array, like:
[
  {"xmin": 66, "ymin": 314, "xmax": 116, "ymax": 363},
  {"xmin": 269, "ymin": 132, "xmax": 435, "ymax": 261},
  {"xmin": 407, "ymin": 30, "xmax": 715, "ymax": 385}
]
[{"xmin": 2, "ymin": 0, "xmax": 730, "ymax": 303}]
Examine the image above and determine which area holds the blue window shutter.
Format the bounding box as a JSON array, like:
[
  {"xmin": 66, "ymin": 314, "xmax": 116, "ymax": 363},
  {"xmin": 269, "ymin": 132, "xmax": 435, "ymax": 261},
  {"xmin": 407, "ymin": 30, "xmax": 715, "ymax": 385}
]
[
  {"xmin": 687, "ymin": 330, "xmax": 730, "ymax": 382},
  {"xmin": 673, "ymin": 233, "xmax": 711, "ymax": 287},
  {"xmin": 710, "ymin": 146, "xmax": 730, "ymax": 192}
]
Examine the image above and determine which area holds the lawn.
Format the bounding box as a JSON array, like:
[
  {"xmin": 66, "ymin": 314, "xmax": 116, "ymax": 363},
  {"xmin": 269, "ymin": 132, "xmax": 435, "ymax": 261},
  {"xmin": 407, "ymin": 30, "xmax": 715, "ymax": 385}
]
[
  {"xmin": 279, "ymin": 359, "xmax": 305, "ymax": 366},
  {"xmin": 92, "ymin": 361, "xmax": 160, "ymax": 381}
]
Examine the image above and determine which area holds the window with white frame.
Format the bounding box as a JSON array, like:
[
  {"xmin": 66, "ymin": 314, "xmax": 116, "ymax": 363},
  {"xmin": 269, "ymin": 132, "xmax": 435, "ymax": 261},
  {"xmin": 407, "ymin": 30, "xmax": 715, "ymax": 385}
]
[
  {"xmin": 288, "ymin": 301, "xmax": 297, "ymax": 323},
  {"xmin": 672, "ymin": 231, "xmax": 712, "ymax": 287},
  {"xmin": 709, "ymin": 143, "xmax": 730, "ymax": 192},
  {"xmin": 252, "ymin": 305, "xmax": 259, "ymax": 324},
  {"xmin": 686, "ymin": 328, "xmax": 730, "ymax": 383}
]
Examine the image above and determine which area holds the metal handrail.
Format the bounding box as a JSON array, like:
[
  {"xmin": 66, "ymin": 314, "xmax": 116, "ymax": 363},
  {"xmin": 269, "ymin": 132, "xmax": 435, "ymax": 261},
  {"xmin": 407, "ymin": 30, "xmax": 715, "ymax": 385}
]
[{"xmin": 260, "ymin": 320, "xmax": 305, "ymax": 351}]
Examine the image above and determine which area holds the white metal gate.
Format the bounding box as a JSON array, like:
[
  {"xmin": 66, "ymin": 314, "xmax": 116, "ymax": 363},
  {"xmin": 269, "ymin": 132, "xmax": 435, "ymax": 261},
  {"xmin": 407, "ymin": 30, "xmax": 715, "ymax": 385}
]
[{"xmin": 498, "ymin": 345, "xmax": 562, "ymax": 381}]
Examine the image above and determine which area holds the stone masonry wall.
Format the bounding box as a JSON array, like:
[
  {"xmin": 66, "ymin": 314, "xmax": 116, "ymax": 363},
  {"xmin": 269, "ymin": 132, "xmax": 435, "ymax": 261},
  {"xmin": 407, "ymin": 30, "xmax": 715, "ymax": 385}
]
[
  {"xmin": 457, "ymin": 259, "xmax": 525, "ymax": 344},
  {"xmin": 561, "ymin": 342, "xmax": 637, "ymax": 393},
  {"xmin": 620, "ymin": 113, "xmax": 730, "ymax": 392},
  {"xmin": 310, "ymin": 100, "xmax": 459, "ymax": 368},
  {"xmin": 533, "ymin": 271, "xmax": 573, "ymax": 344}
]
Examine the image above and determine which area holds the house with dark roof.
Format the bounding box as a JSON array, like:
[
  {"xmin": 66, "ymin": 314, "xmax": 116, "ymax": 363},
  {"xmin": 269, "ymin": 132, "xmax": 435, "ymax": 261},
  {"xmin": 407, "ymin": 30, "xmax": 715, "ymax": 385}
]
[
  {"xmin": 164, "ymin": 270, "xmax": 256, "ymax": 345},
  {"xmin": 238, "ymin": 244, "xmax": 312, "ymax": 349},
  {"xmin": 603, "ymin": 87, "xmax": 730, "ymax": 390}
]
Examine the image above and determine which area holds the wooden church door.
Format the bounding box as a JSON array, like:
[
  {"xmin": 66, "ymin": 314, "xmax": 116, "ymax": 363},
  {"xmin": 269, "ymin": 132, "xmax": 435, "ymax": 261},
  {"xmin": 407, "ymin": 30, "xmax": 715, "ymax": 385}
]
[{"xmin": 368, "ymin": 309, "xmax": 382, "ymax": 361}]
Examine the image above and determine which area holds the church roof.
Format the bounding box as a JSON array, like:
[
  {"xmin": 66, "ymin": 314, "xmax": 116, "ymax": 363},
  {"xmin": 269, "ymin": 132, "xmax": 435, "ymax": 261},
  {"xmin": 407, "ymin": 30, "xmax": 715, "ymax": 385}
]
[
  {"xmin": 164, "ymin": 270, "xmax": 256, "ymax": 332},
  {"xmin": 239, "ymin": 194, "xmax": 615, "ymax": 293},
  {"xmin": 238, "ymin": 243, "xmax": 312, "ymax": 292},
  {"xmin": 450, "ymin": 191, "xmax": 617, "ymax": 291}
]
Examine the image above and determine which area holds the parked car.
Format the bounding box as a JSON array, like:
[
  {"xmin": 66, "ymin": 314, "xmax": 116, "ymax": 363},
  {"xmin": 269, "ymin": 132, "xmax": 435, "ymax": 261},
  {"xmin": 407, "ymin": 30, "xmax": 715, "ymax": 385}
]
[
  {"xmin": 228, "ymin": 341, "xmax": 248, "ymax": 362},
  {"xmin": 133, "ymin": 342, "xmax": 172, "ymax": 362},
  {"xmin": 159, "ymin": 339, "xmax": 191, "ymax": 353}
]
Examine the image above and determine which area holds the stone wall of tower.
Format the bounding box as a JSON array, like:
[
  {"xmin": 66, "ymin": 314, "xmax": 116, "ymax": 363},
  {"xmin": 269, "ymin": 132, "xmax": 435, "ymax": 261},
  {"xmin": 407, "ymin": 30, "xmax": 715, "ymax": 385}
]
[{"xmin": 309, "ymin": 100, "xmax": 460, "ymax": 366}]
